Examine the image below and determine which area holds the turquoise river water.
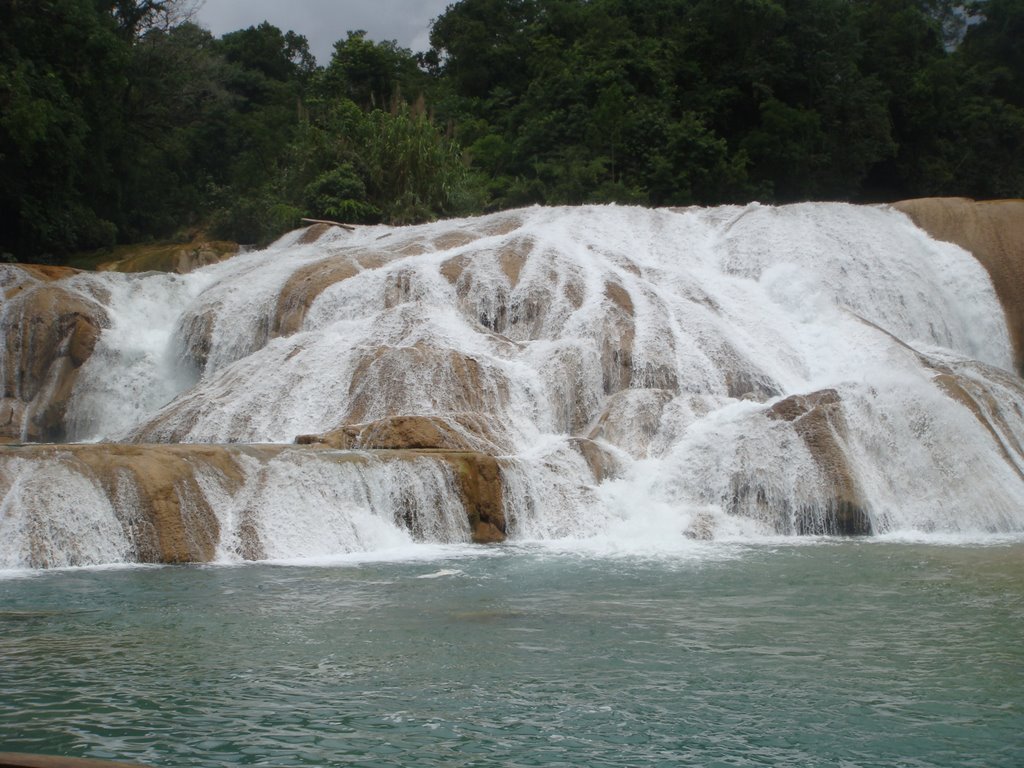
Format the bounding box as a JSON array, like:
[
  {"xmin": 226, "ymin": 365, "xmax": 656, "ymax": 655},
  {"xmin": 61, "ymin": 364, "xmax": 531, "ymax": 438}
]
[{"xmin": 1, "ymin": 540, "xmax": 1023, "ymax": 767}]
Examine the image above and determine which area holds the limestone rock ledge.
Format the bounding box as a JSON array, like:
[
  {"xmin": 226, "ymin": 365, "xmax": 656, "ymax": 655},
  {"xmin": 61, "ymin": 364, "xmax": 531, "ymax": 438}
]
[
  {"xmin": 296, "ymin": 415, "xmax": 508, "ymax": 543},
  {"xmin": 1, "ymin": 265, "xmax": 107, "ymax": 443},
  {"xmin": 893, "ymin": 197, "xmax": 1024, "ymax": 373},
  {"xmin": 296, "ymin": 413, "xmax": 504, "ymax": 454},
  {"xmin": 0, "ymin": 442, "xmax": 506, "ymax": 568}
]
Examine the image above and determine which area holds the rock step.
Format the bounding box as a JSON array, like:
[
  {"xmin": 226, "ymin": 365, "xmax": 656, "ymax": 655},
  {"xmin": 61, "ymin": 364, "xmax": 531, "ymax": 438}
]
[{"xmin": 0, "ymin": 442, "xmax": 507, "ymax": 567}]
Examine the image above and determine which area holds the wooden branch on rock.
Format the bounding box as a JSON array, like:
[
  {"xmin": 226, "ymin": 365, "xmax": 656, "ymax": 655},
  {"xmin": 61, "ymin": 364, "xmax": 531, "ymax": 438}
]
[
  {"xmin": 0, "ymin": 753, "xmax": 152, "ymax": 768},
  {"xmin": 300, "ymin": 217, "xmax": 356, "ymax": 231}
]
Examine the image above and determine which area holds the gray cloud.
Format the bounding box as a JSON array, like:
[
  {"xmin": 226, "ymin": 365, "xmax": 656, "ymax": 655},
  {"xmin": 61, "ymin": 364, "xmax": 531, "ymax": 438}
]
[{"xmin": 195, "ymin": 0, "xmax": 453, "ymax": 64}]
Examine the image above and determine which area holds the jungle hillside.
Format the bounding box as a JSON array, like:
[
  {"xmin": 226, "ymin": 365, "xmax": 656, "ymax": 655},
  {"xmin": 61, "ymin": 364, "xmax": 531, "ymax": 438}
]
[{"xmin": 1, "ymin": 0, "xmax": 1022, "ymax": 263}]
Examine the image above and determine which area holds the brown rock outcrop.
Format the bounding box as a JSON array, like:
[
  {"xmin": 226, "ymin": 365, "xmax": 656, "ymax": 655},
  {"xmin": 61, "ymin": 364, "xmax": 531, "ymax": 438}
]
[
  {"xmin": 684, "ymin": 511, "xmax": 717, "ymax": 540},
  {"xmin": 74, "ymin": 444, "xmax": 240, "ymax": 563},
  {"xmin": 346, "ymin": 342, "xmax": 509, "ymax": 424},
  {"xmin": 441, "ymin": 451, "xmax": 506, "ymax": 543},
  {"xmin": 0, "ymin": 443, "xmax": 240, "ymax": 566},
  {"xmin": 440, "ymin": 235, "xmax": 536, "ymax": 333},
  {"xmin": 96, "ymin": 240, "xmax": 239, "ymax": 274},
  {"xmin": 930, "ymin": 362, "xmax": 1024, "ymax": 481},
  {"xmin": 600, "ymin": 279, "xmax": 637, "ymax": 395},
  {"xmin": 1, "ymin": 268, "xmax": 107, "ymax": 442},
  {"xmin": 568, "ymin": 436, "xmax": 624, "ymax": 482},
  {"xmin": 272, "ymin": 250, "xmax": 390, "ymax": 337},
  {"xmin": 588, "ymin": 389, "xmax": 674, "ymax": 458},
  {"xmin": 296, "ymin": 413, "xmax": 503, "ymax": 453},
  {"xmin": 296, "ymin": 415, "xmax": 509, "ymax": 543},
  {"xmin": 893, "ymin": 197, "xmax": 1024, "ymax": 373},
  {"xmin": 0, "ymin": 441, "xmax": 509, "ymax": 565},
  {"xmin": 3, "ymin": 264, "xmax": 81, "ymax": 286},
  {"xmin": 272, "ymin": 255, "xmax": 361, "ymax": 336},
  {"xmin": 295, "ymin": 222, "xmax": 333, "ymax": 244},
  {"xmin": 175, "ymin": 306, "xmax": 217, "ymax": 373},
  {"xmin": 764, "ymin": 389, "xmax": 871, "ymax": 534}
]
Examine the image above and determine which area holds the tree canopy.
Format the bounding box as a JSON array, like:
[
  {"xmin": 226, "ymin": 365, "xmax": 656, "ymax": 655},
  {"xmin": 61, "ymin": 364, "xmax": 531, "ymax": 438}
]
[{"xmin": 1, "ymin": 0, "xmax": 1022, "ymax": 262}]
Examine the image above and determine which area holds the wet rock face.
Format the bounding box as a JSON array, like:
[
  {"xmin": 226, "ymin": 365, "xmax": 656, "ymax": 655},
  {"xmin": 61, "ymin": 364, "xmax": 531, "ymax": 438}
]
[
  {"xmin": 272, "ymin": 250, "xmax": 392, "ymax": 337},
  {"xmin": 930, "ymin": 362, "xmax": 1024, "ymax": 483},
  {"xmin": 587, "ymin": 389, "xmax": 674, "ymax": 459},
  {"xmin": 765, "ymin": 389, "xmax": 871, "ymax": 535},
  {"xmin": 345, "ymin": 343, "xmax": 511, "ymax": 426},
  {"xmin": 0, "ymin": 443, "xmax": 237, "ymax": 566},
  {"xmin": 295, "ymin": 415, "xmax": 508, "ymax": 544},
  {"xmin": 1, "ymin": 267, "xmax": 107, "ymax": 442},
  {"xmin": 893, "ymin": 198, "xmax": 1024, "ymax": 373},
  {"xmin": 296, "ymin": 413, "xmax": 503, "ymax": 453},
  {"xmin": 443, "ymin": 452, "xmax": 506, "ymax": 544},
  {"xmin": 0, "ymin": 441, "xmax": 503, "ymax": 566}
]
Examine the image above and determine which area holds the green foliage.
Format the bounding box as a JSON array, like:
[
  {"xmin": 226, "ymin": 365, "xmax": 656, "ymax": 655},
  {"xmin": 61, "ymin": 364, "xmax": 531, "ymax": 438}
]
[
  {"xmin": 362, "ymin": 106, "xmax": 479, "ymax": 223},
  {"xmin": 320, "ymin": 31, "xmax": 428, "ymax": 108},
  {"xmin": 1, "ymin": 0, "xmax": 1022, "ymax": 263},
  {"xmin": 304, "ymin": 165, "xmax": 382, "ymax": 223},
  {"xmin": 0, "ymin": 0, "xmax": 126, "ymax": 258},
  {"xmin": 429, "ymin": 0, "xmax": 1022, "ymax": 207}
]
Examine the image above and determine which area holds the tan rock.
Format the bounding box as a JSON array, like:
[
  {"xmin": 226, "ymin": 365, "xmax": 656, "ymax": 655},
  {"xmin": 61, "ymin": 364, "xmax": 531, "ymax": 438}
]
[
  {"xmin": 346, "ymin": 342, "xmax": 509, "ymax": 424},
  {"xmin": 296, "ymin": 414, "xmax": 509, "ymax": 544},
  {"xmin": 0, "ymin": 441, "xmax": 510, "ymax": 563},
  {"xmin": 439, "ymin": 253, "xmax": 471, "ymax": 287},
  {"xmin": 765, "ymin": 389, "xmax": 871, "ymax": 534},
  {"xmin": 439, "ymin": 451, "xmax": 506, "ymax": 543},
  {"xmin": 296, "ymin": 413, "xmax": 503, "ymax": 453},
  {"xmin": 3, "ymin": 264, "xmax": 81, "ymax": 288},
  {"xmin": 568, "ymin": 436, "xmax": 624, "ymax": 482},
  {"xmin": 272, "ymin": 255, "xmax": 360, "ymax": 336},
  {"xmin": 0, "ymin": 270, "xmax": 107, "ymax": 442},
  {"xmin": 74, "ymin": 444, "xmax": 241, "ymax": 563},
  {"xmin": 588, "ymin": 389, "xmax": 674, "ymax": 457},
  {"xmin": 478, "ymin": 212, "xmax": 523, "ymax": 237},
  {"xmin": 439, "ymin": 236, "xmax": 535, "ymax": 336},
  {"xmin": 498, "ymin": 236, "xmax": 533, "ymax": 287},
  {"xmin": 176, "ymin": 307, "xmax": 217, "ymax": 373},
  {"xmin": 271, "ymin": 250, "xmax": 390, "ymax": 337},
  {"xmin": 296, "ymin": 223, "xmax": 333, "ymax": 245},
  {"xmin": 684, "ymin": 511, "xmax": 717, "ymax": 540},
  {"xmin": 599, "ymin": 280, "xmax": 637, "ymax": 395},
  {"xmin": 0, "ymin": 400, "xmax": 25, "ymax": 441},
  {"xmin": 604, "ymin": 280, "xmax": 634, "ymax": 315},
  {"xmin": 893, "ymin": 197, "xmax": 1024, "ymax": 373},
  {"xmin": 931, "ymin": 365, "xmax": 1024, "ymax": 481},
  {"xmin": 0, "ymin": 443, "xmax": 240, "ymax": 565},
  {"xmin": 432, "ymin": 229, "xmax": 480, "ymax": 250}
]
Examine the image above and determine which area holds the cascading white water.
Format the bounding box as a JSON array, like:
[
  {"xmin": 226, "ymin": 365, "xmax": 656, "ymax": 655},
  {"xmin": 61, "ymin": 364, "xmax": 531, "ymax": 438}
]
[
  {"xmin": 0, "ymin": 454, "xmax": 134, "ymax": 568},
  {"xmin": 3, "ymin": 202, "xmax": 1024, "ymax": 567},
  {"xmin": 63, "ymin": 271, "xmax": 217, "ymax": 441}
]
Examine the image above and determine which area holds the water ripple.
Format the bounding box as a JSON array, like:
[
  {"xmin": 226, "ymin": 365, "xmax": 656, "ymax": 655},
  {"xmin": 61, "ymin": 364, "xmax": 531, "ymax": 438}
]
[{"xmin": 1, "ymin": 543, "xmax": 1022, "ymax": 767}]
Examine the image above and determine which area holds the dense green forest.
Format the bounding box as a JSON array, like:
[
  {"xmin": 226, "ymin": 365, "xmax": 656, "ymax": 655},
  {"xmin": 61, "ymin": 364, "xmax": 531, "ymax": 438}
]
[{"xmin": 1, "ymin": 0, "xmax": 1022, "ymax": 262}]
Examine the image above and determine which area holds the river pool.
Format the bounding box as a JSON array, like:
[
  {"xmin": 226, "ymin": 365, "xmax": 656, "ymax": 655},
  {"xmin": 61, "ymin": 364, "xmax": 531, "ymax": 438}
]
[{"xmin": 1, "ymin": 539, "xmax": 1022, "ymax": 767}]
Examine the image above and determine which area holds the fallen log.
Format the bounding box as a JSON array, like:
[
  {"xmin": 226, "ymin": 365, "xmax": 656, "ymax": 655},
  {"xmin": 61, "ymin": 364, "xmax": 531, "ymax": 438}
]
[{"xmin": 300, "ymin": 217, "xmax": 356, "ymax": 231}]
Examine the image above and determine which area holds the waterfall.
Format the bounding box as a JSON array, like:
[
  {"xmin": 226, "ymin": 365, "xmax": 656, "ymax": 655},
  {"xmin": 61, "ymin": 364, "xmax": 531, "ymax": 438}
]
[{"xmin": 3, "ymin": 202, "xmax": 1024, "ymax": 568}]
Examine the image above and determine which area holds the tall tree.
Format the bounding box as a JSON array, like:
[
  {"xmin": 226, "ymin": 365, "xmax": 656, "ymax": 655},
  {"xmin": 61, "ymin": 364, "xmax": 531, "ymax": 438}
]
[
  {"xmin": 320, "ymin": 31, "xmax": 427, "ymax": 109},
  {"xmin": 0, "ymin": 0, "xmax": 127, "ymax": 258}
]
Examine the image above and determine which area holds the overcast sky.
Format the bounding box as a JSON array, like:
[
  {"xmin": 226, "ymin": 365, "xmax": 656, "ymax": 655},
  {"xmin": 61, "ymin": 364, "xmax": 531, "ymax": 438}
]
[{"xmin": 195, "ymin": 0, "xmax": 454, "ymax": 64}]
